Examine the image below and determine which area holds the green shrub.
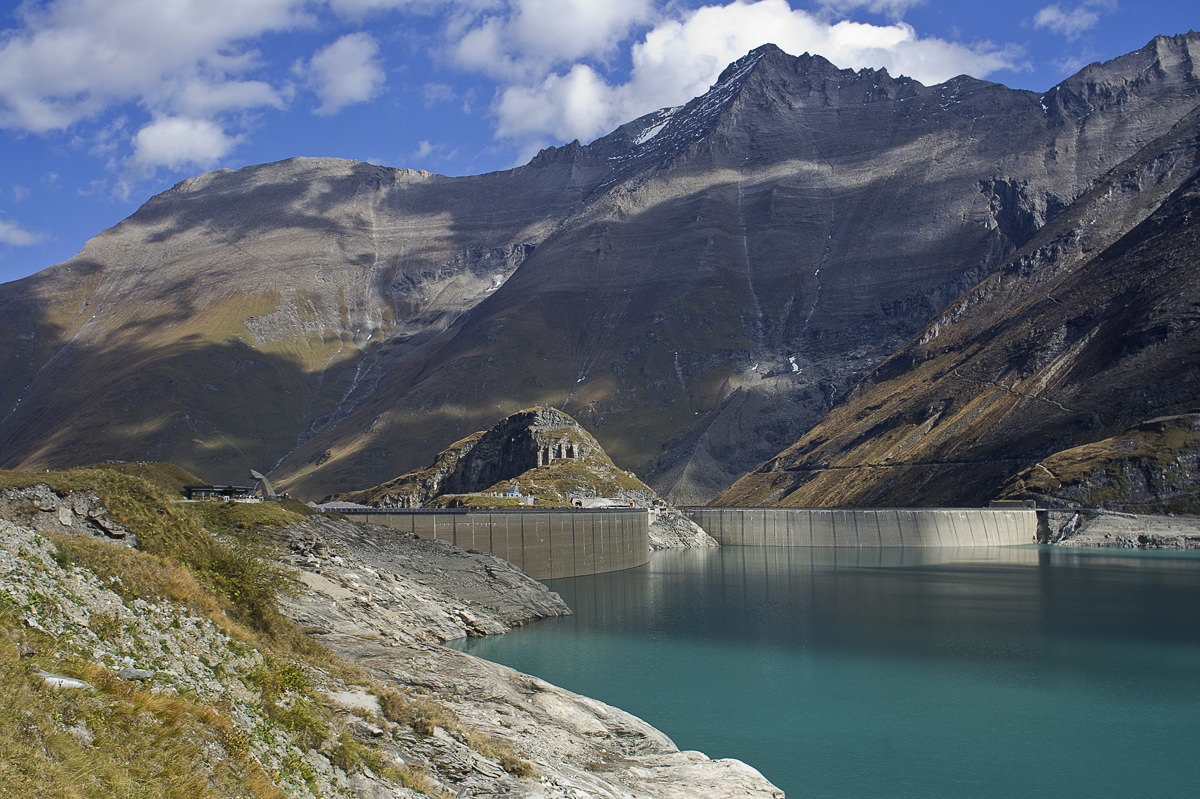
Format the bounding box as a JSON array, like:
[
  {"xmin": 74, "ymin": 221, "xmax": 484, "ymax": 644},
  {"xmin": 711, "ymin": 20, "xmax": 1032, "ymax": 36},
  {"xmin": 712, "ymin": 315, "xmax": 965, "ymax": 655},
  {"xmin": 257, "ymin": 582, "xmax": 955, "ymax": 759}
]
[
  {"xmin": 378, "ymin": 688, "xmax": 536, "ymax": 778},
  {"xmin": 378, "ymin": 689, "xmax": 459, "ymax": 736}
]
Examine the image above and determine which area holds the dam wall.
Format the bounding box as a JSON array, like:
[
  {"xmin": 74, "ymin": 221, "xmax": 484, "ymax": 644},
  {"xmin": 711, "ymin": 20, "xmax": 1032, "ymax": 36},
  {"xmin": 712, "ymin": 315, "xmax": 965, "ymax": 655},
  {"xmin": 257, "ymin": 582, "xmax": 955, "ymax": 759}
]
[
  {"xmin": 341, "ymin": 508, "xmax": 649, "ymax": 580},
  {"xmin": 683, "ymin": 507, "xmax": 1037, "ymax": 547}
]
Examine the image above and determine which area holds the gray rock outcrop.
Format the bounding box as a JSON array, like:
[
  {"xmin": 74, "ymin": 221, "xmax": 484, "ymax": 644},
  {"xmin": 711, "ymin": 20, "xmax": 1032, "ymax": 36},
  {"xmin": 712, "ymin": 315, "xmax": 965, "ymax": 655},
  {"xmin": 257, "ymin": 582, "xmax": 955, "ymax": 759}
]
[
  {"xmin": 278, "ymin": 514, "xmax": 572, "ymax": 642},
  {"xmin": 649, "ymin": 507, "xmax": 718, "ymax": 550},
  {"xmin": 0, "ymin": 484, "xmax": 134, "ymax": 544},
  {"xmin": 1047, "ymin": 510, "xmax": 1200, "ymax": 549}
]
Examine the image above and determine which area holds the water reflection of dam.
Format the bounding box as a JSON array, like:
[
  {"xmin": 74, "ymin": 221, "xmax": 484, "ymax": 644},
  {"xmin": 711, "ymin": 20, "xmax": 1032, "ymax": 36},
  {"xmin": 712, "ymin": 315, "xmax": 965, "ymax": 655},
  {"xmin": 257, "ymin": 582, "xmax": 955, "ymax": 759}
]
[{"xmin": 683, "ymin": 507, "xmax": 1037, "ymax": 547}]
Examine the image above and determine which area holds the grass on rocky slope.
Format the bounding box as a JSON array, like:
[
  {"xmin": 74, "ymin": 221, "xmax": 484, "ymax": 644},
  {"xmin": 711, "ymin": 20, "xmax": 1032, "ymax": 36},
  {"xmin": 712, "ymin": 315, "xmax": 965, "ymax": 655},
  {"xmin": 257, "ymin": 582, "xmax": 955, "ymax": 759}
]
[
  {"xmin": 377, "ymin": 689, "xmax": 536, "ymax": 778},
  {"xmin": 999, "ymin": 415, "xmax": 1200, "ymax": 513},
  {"xmin": 492, "ymin": 457, "xmax": 651, "ymax": 507},
  {"xmin": 0, "ymin": 463, "xmax": 537, "ymax": 797},
  {"xmin": 0, "ymin": 599, "xmax": 285, "ymax": 799},
  {"xmin": 0, "ymin": 464, "xmax": 325, "ymax": 797},
  {"xmin": 0, "ymin": 464, "xmax": 296, "ymax": 640}
]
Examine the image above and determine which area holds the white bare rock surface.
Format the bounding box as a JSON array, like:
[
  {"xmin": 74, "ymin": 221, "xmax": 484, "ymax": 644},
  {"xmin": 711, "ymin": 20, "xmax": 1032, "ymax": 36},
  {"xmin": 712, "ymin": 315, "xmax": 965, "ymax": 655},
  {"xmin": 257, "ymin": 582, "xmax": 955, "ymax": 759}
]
[
  {"xmin": 1050, "ymin": 509, "xmax": 1200, "ymax": 549},
  {"xmin": 0, "ymin": 485, "xmax": 133, "ymax": 543},
  {"xmin": 279, "ymin": 515, "xmax": 572, "ymax": 643},
  {"xmin": 649, "ymin": 507, "xmax": 719, "ymax": 550},
  {"xmin": 281, "ymin": 515, "xmax": 783, "ymax": 798}
]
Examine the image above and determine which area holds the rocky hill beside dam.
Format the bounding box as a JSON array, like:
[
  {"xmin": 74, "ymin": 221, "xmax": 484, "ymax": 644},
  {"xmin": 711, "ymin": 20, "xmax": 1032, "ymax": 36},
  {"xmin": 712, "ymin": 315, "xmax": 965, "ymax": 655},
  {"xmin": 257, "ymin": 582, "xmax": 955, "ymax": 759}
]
[
  {"xmin": 1, "ymin": 33, "xmax": 1198, "ymax": 511},
  {"xmin": 330, "ymin": 405, "xmax": 716, "ymax": 550}
]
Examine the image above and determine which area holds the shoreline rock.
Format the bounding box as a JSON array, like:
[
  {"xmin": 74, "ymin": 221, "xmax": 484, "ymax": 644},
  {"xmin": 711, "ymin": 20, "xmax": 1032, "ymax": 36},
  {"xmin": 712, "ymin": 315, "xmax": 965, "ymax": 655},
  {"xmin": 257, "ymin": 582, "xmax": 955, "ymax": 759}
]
[
  {"xmin": 280, "ymin": 515, "xmax": 784, "ymax": 797},
  {"xmin": 1048, "ymin": 509, "xmax": 1200, "ymax": 549},
  {"xmin": 649, "ymin": 506, "xmax": 719, "ymax": 550},
  {"xmin": 278, "ymin": 515, "xmax": 572, "ymax": 643}
]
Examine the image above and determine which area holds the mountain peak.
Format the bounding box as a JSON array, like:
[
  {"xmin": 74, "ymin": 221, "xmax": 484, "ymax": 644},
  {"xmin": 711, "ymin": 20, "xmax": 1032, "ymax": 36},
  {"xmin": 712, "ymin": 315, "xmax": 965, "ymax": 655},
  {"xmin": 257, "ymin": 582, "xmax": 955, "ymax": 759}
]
[
  {"xmin": 713, "ymin": 43, "xmax": 784, "ymax": 83},
  {"xmin": 713, "ymin": 43, "xmax": 851, "ymax": 89},
  {"xmin": 3, "ymin": 35, "xmax": 1199, "ymax": 511},
  {"xmin": 1050, "ymin": 30, "xmax": 1199, "ymax": 95}
]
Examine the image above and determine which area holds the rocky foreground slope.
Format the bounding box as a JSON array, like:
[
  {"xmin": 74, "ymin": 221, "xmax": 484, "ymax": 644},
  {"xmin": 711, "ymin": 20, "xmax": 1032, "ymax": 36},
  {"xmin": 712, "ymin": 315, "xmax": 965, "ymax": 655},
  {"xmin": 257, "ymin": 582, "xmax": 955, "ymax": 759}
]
[{"xmin": 0, "ymin": 472, "xmax": 779, "ymax": 798}]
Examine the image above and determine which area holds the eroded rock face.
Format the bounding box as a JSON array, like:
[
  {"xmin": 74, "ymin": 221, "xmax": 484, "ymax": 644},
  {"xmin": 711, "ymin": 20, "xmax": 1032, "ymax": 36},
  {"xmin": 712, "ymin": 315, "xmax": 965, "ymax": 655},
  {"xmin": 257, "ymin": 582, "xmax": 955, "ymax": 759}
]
[
  {"xmin": 719, "ymin": 103, "xmax": 1200, "ymax": 509},
  {"xmin": 1046, "ymin": 510, "xmax": 1200, "ymax": 549},
  {"xmin": 440, "ymin": 407, "xmax": 592, "ymax": 496},
  {"xmin": 0, "ymin": 485, "xmax": 134, "ymax": 545}
]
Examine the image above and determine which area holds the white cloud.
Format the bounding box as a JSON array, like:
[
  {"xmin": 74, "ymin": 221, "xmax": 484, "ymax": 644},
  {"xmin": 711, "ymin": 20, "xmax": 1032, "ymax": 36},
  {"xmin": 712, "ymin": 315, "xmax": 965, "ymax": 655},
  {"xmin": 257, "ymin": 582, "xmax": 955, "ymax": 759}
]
[
  {"xmin": 495, "ymin": 63, "xmax": 616, "ymax": 141},
  {"xmin": 423, "ymin": 82, "xmax": 457, "ymax": 106},
  {"xmin": 0, "ymin": 218, "xmax": 43, "ymax": 247},
  {"xmin": 817, "ymin": 0, "xmax": 927, "ymax": 18},
  {"xmin": 487, "ymin": 0, "xmax": 1023, "ymax": 150},
  {"xmin": 307, "ymin": 32, "xmax": 387, "ymax": 116},
  {"xmin": 327, "ymin": 0, "xmax": 426, "ymax": 18},
  {"xmin": 452, "ymin": 0, "xmax": 655, "ymax": 79},
  {"xmin": 507, "ymin": 0, "xmax": 654, "ymax": 63},
  {"xmin": 0, "ymin": 0, "xmax": 309, "ymax": 133},
  {"xmin": 1033, "ymin": 2, "xmax": 1116, "ymax": 41},
  {"xmin": 170, "ymin": 78, "xmax": 287, "ymax": 118},
  {"xmin": 408, "ymin": 138, "xmax": 458, "ymax": 165},
  {"xmin": 127, "ymin": 116, "xmax": 238, "ymax": 174}
]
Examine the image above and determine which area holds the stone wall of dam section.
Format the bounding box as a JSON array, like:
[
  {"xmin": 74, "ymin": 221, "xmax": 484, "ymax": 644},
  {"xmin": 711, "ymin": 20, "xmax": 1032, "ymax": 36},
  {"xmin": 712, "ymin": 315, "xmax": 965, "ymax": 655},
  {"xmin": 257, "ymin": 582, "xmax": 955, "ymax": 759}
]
[
  {"xmin": 683, "ymin": 508, "xmax": 1037, "ymax": 547},
  {"xmin": 340, "ymin": 508, "xmax": 650, "ymax": 580}
]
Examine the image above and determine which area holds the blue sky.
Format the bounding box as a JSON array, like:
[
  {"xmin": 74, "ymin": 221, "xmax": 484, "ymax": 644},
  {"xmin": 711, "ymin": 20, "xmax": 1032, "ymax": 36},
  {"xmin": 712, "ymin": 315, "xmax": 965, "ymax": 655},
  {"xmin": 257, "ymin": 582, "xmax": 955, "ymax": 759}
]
[{"xmin": 0, "ymin": 0, "xmax": 1195, "ymax": 284}]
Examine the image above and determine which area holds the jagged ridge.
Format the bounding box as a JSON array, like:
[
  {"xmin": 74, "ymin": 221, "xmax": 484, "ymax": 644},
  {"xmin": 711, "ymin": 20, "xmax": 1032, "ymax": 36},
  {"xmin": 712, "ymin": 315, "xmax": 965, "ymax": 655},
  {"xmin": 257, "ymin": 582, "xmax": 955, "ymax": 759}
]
[{"xmin": 0, "ymin": 33, "xmax": 1197, "ymax": 509}]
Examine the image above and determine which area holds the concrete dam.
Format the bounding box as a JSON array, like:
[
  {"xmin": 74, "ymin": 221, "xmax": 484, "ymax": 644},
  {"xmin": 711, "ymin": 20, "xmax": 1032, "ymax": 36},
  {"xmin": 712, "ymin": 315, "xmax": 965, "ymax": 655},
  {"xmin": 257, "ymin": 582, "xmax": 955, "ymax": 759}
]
[
  {"xmin": 683, "ymin": 507, "xmax": 1037, "ymax": 547},
  {"xmin": 338, "ymin": 507, "xmax": 650, "ymax": 580},
  {"xmin": 335, "ymin": 505, "xmax": 1036, "ymax": 580}
]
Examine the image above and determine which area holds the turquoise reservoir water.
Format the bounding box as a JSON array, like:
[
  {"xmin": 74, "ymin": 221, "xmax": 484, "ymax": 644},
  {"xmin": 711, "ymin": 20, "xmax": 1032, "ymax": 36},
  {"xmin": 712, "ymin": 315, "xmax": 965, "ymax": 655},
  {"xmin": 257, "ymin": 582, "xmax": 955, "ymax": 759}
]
[{"xmin": 451, "ymin": 546, "xmax": 1200, "ymax": 798}]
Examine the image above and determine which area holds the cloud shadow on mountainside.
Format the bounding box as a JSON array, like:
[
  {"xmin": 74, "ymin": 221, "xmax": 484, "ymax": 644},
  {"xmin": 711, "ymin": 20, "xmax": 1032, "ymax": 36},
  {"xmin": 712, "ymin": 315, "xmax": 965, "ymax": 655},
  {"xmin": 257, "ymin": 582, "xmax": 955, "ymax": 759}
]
[{"xmin": 0, "ymin": 328, "xmax": 368, "ymax": 487}]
